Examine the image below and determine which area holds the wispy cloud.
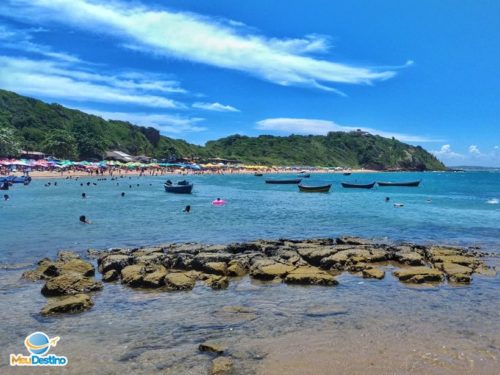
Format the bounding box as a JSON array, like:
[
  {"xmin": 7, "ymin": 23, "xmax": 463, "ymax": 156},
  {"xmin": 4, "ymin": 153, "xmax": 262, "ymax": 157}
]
[
  {"xmin": 192, "ymin": 102, "xmax": 240, "ymax": 112},
  {"xmin": 0, "ymin": 23, "xmax": 82, "ymax": 63},
  {"xmin": 0, "ymin": 55, "xmax": 185, "ymax": 109},
  {"xmin": 77, "ymin": 108, "xmax": 206, "ymax": 135},
  {"xmin": 0, "ymin": 0, "xmax": 403, "ymax": 92},
  {"xmin": 256, "ymin": 118, "xmax": 442, "ymax": 143},
  {"xmin": 432, "ymin": 144, "xmax": 464, "ymax": 160}
]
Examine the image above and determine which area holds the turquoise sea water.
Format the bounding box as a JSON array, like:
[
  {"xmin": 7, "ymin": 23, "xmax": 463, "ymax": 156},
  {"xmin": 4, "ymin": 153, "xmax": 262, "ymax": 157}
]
[
  {"xmin": 0, "ymin": 171, "xmax": 499, "ymax": 374},
  {"xmin": 0, "ymin": 171, "xmax": 499, "ymax": 263}
]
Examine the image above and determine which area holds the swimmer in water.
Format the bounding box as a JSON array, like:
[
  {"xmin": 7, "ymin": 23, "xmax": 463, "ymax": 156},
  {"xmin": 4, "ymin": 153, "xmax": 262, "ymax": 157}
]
[
  {"xmin": 4, "ymin": 194, "xmax": 9, "ymax": 201},
  {"xmin": 79, "ymin": 215, "xmax": 91, "ymax": 224},
  {"xmin": 385, "ymin": 197, "xmax": 390, "ymax": 202},
  {"xmin": 121, "ymin": 192, "xmax": 125, "ymax": 197},
  {"xmin": 82, "ymin": 192, "xmax": 86, "ymax": 199},
  {"xmin": 183, "ymin": 205, "xmax": 191, "ymax": 213}
]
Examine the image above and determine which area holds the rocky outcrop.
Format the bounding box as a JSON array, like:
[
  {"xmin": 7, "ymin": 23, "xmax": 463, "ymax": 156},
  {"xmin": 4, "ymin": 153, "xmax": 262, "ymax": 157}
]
[
  {"xmin": 41, "ymin": 294, "xmax": 93, "ymax": 315},
  {"xmin": 23, "ymin": 237, "xmax": 492, "ymax": 316}
]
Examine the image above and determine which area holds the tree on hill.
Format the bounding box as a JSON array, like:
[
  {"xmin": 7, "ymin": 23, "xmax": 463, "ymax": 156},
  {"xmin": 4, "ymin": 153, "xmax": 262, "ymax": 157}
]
[
  {"xmin": 0, "ymin": 124, "xmax": 21, "ymax": 157},
  {"xmin": 41, "ymin": 129, "xmax": 78, "ymax": 159}
]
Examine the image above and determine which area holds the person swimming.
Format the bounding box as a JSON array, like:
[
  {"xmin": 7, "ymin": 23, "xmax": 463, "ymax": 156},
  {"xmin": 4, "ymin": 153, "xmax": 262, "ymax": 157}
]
[
  {"xmin": 385, "ymin": 197, "xmax": 390, "ymax": 202},
  {"xmin": 121, "ymin": 192, "xmax": 125, "ymax": 197},
  {"xmin": 183, "ymin": 205, "xmax": 191, "ymax": 213},
  {"xmin": 3, "ymin": 194, "xmax": 9, "ymax": 201},
  {"xmin": 79, "ymin": 215, "xmax": 91, "ymax": 224},
  {"xmin": 82, "ymin": 193, "xmax": 86, "ymax": 199}
]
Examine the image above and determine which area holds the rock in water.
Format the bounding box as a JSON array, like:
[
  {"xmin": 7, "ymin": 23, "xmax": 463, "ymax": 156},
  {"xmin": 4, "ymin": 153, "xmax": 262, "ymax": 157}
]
[
  {"xmin": 393, "ymin": 267, "xmax": 444, "ymax": 283},
  {"xmin": 120, "ymin": 264, "xmax": 145, "ymax": 287},
  {"xmin": 41, "ymin": 294, "xmax": 93, "ymax": 315},
  {"xmin": 284, "ymin": 266, "xmax": 337, "ymax": 285},
  {"xmin": 102, "ymin": 269, "xmax": 119, "ymax": 282},
  {"xmin": 199, "ymin": 341, "xmax": 227, "ymax": 354},
  {"xmin": 204, "ymin": 275, "xmax": 229, "ymax": 289},
  {"xmin": 164, "ymin": 272, "xmax": 196, "ymax": 291},
  {"xmin": 211, "ymin": 357, "xmax": 233, "ymax": 375},
  {"xmin": 362, "ymin": 267, "xmax": 385, "ymax": 279},
  {"xmin": 41, "ymin": 273, "xmax": 103, "ymax": 296}
]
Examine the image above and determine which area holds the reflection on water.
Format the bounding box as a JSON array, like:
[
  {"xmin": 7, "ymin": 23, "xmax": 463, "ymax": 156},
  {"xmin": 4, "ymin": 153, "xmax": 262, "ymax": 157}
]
[{"xmin": 1, "ymin": 259, "xmax": 498, "ymax": 374}]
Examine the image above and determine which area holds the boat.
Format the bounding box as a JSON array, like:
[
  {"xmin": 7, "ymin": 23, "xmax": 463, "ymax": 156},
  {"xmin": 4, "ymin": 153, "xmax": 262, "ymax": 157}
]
[
  {"xmin": 298, "ymin": 184, "xmax": 332, "ymax": 193},
  {"xmin": 254, "ymin": 173, "xmax": 263, "ymax": 177},
  {"xmin": 297, "ymin": 173, "xmax": 310, "ymax": 178},
  {"xmin": 343, "ymin": 172, "xmax": 351, "ymax": 176},
  {"xmin": 341, "ymin": 182, "xmax": 375, "ymax": 189},
  {"xmin": 177, "ymin": 180, "xmax": 190, "ymax": 185},
  {"xmin": 164, "ymin": 181, "xmax": 193, "ymax": 194},
  {"xmin": 0, "ymin": 175, "xmax": 32, "ymax": 185},
  {"xmin": 265, "ymin": 179, "xmax": 302, "ymax": 184},
  {"xmin": 377, "ymin": 180, "xmax": 421, "ymax": 187}
]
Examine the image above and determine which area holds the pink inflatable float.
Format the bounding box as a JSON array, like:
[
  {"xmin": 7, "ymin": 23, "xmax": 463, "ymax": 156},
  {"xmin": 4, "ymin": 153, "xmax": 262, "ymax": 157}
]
[{"xmin": 211, "ymin": 198, "xmax": 226, "ymax": 206}]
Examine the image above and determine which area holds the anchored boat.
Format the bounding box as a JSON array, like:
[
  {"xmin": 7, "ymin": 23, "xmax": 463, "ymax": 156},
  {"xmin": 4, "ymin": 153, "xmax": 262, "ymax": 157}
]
[
  {"xmin": 164, "ymin": 180, "xmax": 193, "ymax": 194},
  {"xmin": 377, "ymin": 180, "xmax": 421, "ymax": 187},
  {"xmin": 298, "ymin": 184, "xmax": 332, "ymax": 193},
  {"xmin": 265, "ymin": 179, "xmax": 302, "ymax": 184}
]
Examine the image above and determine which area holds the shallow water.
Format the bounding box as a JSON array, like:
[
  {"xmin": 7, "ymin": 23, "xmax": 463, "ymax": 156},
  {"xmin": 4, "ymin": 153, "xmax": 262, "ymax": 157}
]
[{"xmin": 0, "ymin": 172, "xmax": 499, "ymax": 374}]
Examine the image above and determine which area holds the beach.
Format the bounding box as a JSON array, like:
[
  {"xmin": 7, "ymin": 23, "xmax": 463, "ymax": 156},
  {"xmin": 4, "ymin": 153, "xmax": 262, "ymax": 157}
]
[{"xmin": 1, "ymin": 171, "xmax": 499, "ymax": 374}]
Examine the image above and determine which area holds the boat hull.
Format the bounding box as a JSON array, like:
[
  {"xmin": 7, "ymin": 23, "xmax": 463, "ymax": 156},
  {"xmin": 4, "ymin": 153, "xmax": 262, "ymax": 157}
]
[
  {"xmin": 298, "ymin": 184, "xmax": 331, "ymax": 193},
  {"xmin": 0, "ymin": 176, "xmax": 31, "ymax": 185},
  {"xmin": 164, "ymin": 184, "xmax": 193, "ymax": 194},
  {"xmin": 265, "ymin": 179, "xmax": 302, "ymax": 184},
  {"xmin": 377, "ymin": 180, "xmax": 421, "ymax": 187},
  {"xmin": 341, "ymin": 182, "xmax": 375, "ymax": 189}
]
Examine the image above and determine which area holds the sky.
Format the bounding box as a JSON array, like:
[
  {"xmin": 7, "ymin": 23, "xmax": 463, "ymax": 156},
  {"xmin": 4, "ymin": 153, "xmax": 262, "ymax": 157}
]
[{"xmin": 0, "ymin": 0, "xmax": 499, "ymax": 166}]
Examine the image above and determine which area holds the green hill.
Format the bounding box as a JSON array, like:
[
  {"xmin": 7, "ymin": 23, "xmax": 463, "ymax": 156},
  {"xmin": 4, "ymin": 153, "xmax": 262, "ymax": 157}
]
[
  {"xmin": 0, "ymin": 89, "xmax": 445, "ymax": 170},
  {"xmin": 205, "ymin": 133, "xmax": 445, "ymax": 170}
]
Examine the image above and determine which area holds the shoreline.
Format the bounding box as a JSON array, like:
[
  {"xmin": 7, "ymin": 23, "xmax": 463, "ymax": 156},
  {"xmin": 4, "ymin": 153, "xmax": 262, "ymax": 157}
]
[{"xmin": 12, "ymin": 168, "xmax": 387, "ymax": 180}]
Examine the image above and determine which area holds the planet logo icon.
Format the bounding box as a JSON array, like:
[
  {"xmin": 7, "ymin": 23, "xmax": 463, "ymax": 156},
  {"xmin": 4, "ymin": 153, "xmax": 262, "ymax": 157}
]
[{"xmin": 24, "ymin": 332, "xmax": 60, "ymax": 356}]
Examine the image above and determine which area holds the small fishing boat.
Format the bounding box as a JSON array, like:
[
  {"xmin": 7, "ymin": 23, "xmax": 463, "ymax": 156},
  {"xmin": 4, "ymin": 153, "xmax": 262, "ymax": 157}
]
[
  {"xmin": 265, "ymin": 178, "xmax": 302, "ymax": 184},
  {"xmin": 164, "ymin": 180, "xmax": 193, "ymax": 194},
  {"xmin": 297, "ymin": 173, "xmax": 310, "ymax": 178},
  {"xmin": 298, "ymin": 184, "xmax": 332, "ymax": 193},
  {"xmin": 341, "ymin": 182, "xmax": 375, "ymax": 189},
  {"xmin": 0, "ymin": 175, "xmax": 32, "ymax": 185},
  {"xmin": 377, "ymin": 180, "xmax": 421, "ymax": 187},
  {"xmin": 254, "ymin": 173, "xmax": 263, "ymax": 177},
  {"xmin": 343, "ymin": 172, "xmax": 351, "ymax": 176}
]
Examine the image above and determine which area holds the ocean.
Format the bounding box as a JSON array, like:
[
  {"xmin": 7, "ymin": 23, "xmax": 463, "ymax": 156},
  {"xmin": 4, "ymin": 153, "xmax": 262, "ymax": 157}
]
[{"xmin": 0, "ymin": 171, "xmax": 499, "ymax": 374}]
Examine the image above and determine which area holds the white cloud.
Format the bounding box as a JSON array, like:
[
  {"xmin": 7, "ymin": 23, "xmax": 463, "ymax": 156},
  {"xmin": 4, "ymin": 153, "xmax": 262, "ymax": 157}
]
[
  {"xmin": 0, "ymin": 55, "xmax": 184, "ymax": 109},
  {"xmin": 192, "ymin": 102, "xmax": 240, "ymax": 112},
  {"xmin": 256, "ymin": 118, "xmax": 441, "ymax": 143},
  {"xmin": 468, "ymin": 144, "xmax": 482, "ymax": 155},
  {"xmin": 432, "ymin": 144, "xmax": 464, "ymax": 159},
  {"xmin": 0, "ymin": 0, "xmax": 402, "ymax": 92},
  {"xmin": 77, "ymin": 108, "xmax": 206, "ymax": 134}
]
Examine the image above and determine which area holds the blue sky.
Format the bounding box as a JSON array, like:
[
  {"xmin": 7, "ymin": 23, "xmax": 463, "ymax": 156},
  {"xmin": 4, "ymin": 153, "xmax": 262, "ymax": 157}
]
[{"xmin": 0, "ymin": 0, "xmax": 499, "ymax": 166}]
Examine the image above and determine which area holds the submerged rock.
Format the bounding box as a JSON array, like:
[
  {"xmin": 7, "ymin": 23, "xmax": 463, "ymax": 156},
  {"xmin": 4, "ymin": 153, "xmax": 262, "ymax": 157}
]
[
  {"xmin": 393, "ymin": 267, "xmax": 444, "ymax": 284},
  {"xmin": 102, "ymin": 269, "xmax": 119, "ymax": 282},
  {"xmin": 41, "ymin": 294, "xmax": 93, "ymax": 315},
  {"xmin": 211, "ymin": 357, "xmax": 233, "ymax": 375},
  {"xmin": 437, "ymin": 262, "xmax": 473, "ymax": 283},
  {"xmin": 22, "ymin": 258, "xmax": 59, "ymax": 281}
]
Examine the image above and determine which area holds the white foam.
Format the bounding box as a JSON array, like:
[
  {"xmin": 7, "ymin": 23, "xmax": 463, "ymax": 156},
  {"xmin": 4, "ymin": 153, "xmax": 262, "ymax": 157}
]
[{"xmin": 486, "ymin": 198, "xmax": 499, "ymax": 204}]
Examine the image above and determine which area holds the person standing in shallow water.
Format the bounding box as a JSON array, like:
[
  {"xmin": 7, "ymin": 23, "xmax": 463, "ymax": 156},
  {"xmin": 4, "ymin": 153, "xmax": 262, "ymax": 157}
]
[{"xmin": 183, "ymin": 205, "xmax": 191, "ymax": 213}]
